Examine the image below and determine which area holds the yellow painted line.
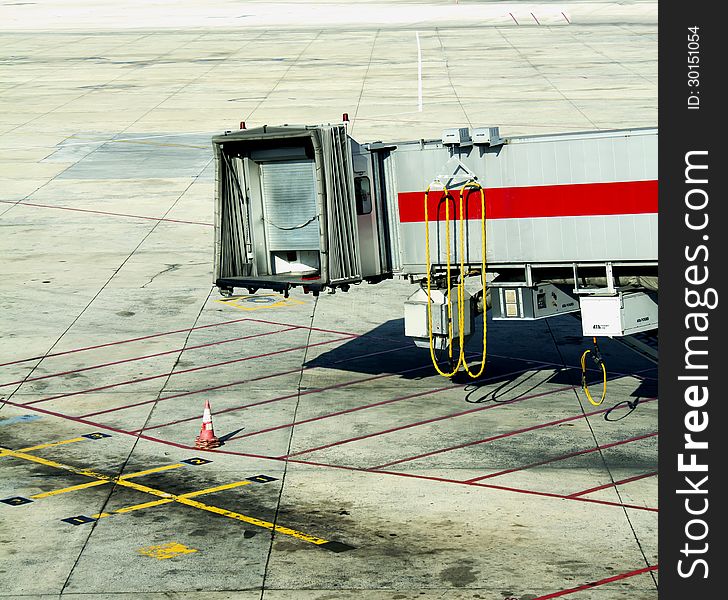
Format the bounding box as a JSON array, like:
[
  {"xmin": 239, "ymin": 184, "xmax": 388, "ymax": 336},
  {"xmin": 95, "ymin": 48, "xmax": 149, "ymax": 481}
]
[
  {"xmin": 176, "ymin": 496, "xmax": 330, "ymax": 545},
  {"xmin": 21, "ymin": 437, "xmax": 87, "ymax": 452},
  {"xmin": 113, "ymin": 498, "xmax": 174, "ymax": 514},
  {"xmin": 113, "ymin": 478, "xmax": 174, "ymax": 498},
  {"xmin": 93, "ymin": 512, "xmax": 113, "ymax": 519},
  {"xmin": 0, "ymin": 436, "xmax": 87, "ymax": 458},
  {"xmin": 32, "ymin": 480, "xmax": 107, "ymax": 499},
  {"xmin": 120, "ymin": 463, "xmax": 184, "ymax": 479},
  {"xmin": 2, "ymin": 446, "xmax": 334, "ymax": 548},
  {"xmin": 0, "ymin": 446, "xmax": 111, "ymax": 480},
  {"xmin": 179, "ymin": 480, "xmax": 252, "ymax": 498}
]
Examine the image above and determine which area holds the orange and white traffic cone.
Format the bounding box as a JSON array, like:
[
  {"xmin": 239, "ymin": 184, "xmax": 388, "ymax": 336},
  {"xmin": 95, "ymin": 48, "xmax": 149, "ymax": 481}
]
[{"xmin": 195, "ymin": 399, "xmax": 221, "ymax": 449}]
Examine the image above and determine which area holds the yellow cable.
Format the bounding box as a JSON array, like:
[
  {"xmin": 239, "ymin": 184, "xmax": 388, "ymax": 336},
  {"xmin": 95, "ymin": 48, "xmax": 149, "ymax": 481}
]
[
  {"xmin": 459, "ymin": 181, "xmax": 487, "ymax": 378},
  {"xmin": 445, "ymin": 185, "xmax": 454, "ymax": 359},
  {"xmin": 424, "ymin": 184, "xmax": 463, "ymax": 377},
  {"xmin": 423, "ymin": 179, "xmax": 488, "ymax": 379},
  {"xmin": 580, "ymin": 346, "xmax": 607, "ymax": 406}
]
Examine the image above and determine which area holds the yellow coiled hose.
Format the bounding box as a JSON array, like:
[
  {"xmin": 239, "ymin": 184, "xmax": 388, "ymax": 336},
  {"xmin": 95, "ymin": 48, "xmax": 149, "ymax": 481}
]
[
  {"xmin": 424, "ymin": 180, "xmax": 487, "ymax": 378},
  {"xmin": 580, "ymin": 337, "xmax": 607, "ymax": 406}
]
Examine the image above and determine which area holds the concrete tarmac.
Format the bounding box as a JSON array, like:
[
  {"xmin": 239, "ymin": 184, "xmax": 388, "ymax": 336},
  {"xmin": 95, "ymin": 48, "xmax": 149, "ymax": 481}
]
[{"xmin": 1, "ymin": 1, "xmax": 657, "ymax": 598}]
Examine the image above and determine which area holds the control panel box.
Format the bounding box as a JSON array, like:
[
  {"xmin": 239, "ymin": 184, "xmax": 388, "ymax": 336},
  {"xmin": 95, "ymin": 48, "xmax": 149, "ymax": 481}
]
[{"xmin": 491, "ymin": 284, "xmax": 579, "ymax": 320}]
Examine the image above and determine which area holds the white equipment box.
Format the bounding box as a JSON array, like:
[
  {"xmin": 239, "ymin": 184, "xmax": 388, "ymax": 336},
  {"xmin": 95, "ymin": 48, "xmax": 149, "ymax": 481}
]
[
  {"xmin": 580, "ymin": 291, "xmax": 658, "ymax": 337},
  {"xmin": 441, "ymin": 127, "xmax": 470, "ymax": 145},
  {"xmin": 404, "ymin": 287, "xmax": 473, "ymax": 349}
]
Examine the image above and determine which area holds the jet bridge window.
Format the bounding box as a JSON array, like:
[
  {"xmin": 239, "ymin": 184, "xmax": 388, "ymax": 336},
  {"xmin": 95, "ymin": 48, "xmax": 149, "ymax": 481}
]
[{"xmin": 354, "ymin": 176, "xmax": 372, "ymax": 215}]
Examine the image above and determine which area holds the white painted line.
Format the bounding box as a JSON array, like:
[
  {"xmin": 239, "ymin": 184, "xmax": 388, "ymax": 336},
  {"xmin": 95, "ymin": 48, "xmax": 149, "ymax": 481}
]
[{"xmin": 416, "ymin": 31, "xmax": 423, "ymax": 113}]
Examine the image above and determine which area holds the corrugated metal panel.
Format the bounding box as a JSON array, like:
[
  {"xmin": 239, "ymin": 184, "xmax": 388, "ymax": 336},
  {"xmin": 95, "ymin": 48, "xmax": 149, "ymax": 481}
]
[
  {"xmin": 261, "ymin": 160, "xmax": 320, "ymax": 251},
  {"xmin": 214, "ymin": 151, "xmax": 255, "ymax": 279},
  {"xmin": 320, "ymin": 126, "xmax": 362, "ymax": 283}
]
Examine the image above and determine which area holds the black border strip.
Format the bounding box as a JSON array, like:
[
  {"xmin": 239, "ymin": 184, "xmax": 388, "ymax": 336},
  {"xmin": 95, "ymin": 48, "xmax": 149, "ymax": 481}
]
[{"xmin": 659, "ymin": 5, "xmax": 726, "ymax": 597}]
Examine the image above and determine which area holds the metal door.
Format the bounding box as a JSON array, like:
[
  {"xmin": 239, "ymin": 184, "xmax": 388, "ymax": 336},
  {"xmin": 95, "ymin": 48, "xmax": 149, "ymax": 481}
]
[{"xmin": 260, "ymin": 160, "xmax": 320, "ymax": 252}]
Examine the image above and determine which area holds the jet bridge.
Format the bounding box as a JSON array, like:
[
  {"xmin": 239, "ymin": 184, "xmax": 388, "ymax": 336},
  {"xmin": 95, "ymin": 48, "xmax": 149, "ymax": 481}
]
[{"xmin": 212, "ymin": 123, "xmax": 658, "ymax": 379}]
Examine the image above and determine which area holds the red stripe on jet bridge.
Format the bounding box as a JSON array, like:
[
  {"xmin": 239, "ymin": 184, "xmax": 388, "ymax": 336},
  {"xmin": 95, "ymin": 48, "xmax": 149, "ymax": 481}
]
[{"xmin": 397, "ymin": 180, "xmax": 658, "ymax": 222}]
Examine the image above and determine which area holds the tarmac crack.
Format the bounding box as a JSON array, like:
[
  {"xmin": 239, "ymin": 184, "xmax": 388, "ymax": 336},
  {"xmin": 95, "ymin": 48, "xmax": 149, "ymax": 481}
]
[
  {"xmin": 544, "ymin": 320, "xmax": 658, "ymax": 591},
  {"xmin": 350, "ymin": 28, "xmax": 380, "ymax": 136},
  {"xmin": 493, "ymin": 25, "xmax": 600, "ymax": 130},
  {"xmin": 434, "ymin": 28, "xmax": 471, "ymax": 128},
  {"xmin": 259, "ymin": 294, "xmax": 319, "ymax": 600}
]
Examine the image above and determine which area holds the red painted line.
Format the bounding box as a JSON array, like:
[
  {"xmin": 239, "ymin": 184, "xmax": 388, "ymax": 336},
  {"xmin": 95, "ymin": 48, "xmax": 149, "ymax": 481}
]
[
  {"xmin": 226, "ymin": 389, "xmax": 449, "ymax": 441},
  {"xmin": 488, "ymin": 355, "xmax": 659, "ymax": 382},
  {"xmin": 21, "ymin": 335, "xmax": 354, "ymax": 407},
  {"xmin": 397, "ymin": 180, "xmax": 658, "ymax": 222},
  {"xmin": 561, "ymin": 11, "xmax": 571, "ymax": 24},
  {"xmin": 80, "ymin": 366, "xmax": 303, "ymax": 418},
  {"xmin": 242, "ymin": 319, "xmax": 659, "ymax": 385},
  {"xmin": 278, "ymin": 367, "xmax": 646, "ymax": 457},
  {"xmin": 0, "ymin": 199, "xmax": 213, "ymax": 227},
  {"xmin": 136, "ymin": 370, "xmax": 412, "ymax": 433},
  {"xmin": 0, "ymin": 398, "xmax": 658, "ymax": 513},
  {"xmin": 223, "ymin": 366, "xmax": 540, "ymax": 444},
  {"xmin": 376, "ymin": 469, "xmax": 659, "ymax": 513},
  {"xmin": 0, "ymin": 327, "xmax": 297, "ymax": 388},
  {"xmin": 509, "ymin": 12, "xmax": 519, "ymax": 25},
  {"xmin": 331, "ymin": 344, "xmax": 412, "ymax": 363},
  {"xmin": 79, "ymin": 344, "xmax": 412, "ymax": 419},
  {"xmin": 370, "ymin": 398, "xmax": 657, "ymax": 470},
  {"xmin": 0, "ymin": 317, "xmax": 252, "ymax": 368},
  {"xmin": 282, "ymin": 374, "xmax": 571, "ymax": 458},
  {"xmin": 530, "ymin": 565, "xmax": 658, "ymax": 600},
  {"xmin": 243, "ymin": 317, "xmax": 366, "ymax": 339},
  {"xmin": 567, "ymin": 470, "xmax": 658, "ymax": 498},
  {"xmin": 464, "ymin": 432, "xmax": 658, "ymax": 482},
  {"xmin": 139, "ymin": 358, "xmax": 464, "ymax": 433},
  {"xmin": 531, "ymin": 12, "xmax": 541, "ymax": 25}
]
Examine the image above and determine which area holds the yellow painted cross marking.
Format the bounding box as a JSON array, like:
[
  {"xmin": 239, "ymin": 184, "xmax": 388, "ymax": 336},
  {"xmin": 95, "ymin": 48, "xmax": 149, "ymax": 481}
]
[
  {"xmin": 1, "ymin": 446, "xmax": 339, "ymax": 549},
  {"xmin": 31, "ymin": 463, "xmax": 185, "ymax": 499},
  {"xmin": 216, "ymin": 294, "xmax": 305, "ymax": 312},
  {"xmin": 137, "ymin": 542, "xmax": 198, "ymax": 560},
  {"xmin": 92, "ymin": 480, "xmax": 253, "ymax": 519}
]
